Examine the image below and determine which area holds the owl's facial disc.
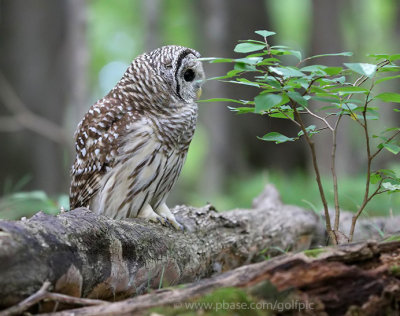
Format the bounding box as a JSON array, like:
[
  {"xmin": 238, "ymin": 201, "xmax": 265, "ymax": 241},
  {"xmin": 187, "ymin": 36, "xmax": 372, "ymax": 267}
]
[{"xmin": 174, "ymin": 52, "xmax": 205, "ymax": 103}]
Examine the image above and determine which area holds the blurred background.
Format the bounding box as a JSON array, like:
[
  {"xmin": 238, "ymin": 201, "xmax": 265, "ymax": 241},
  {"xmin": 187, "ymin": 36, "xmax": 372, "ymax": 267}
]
[{"xmin": 0, "ymin": 0, "xmax": 399, "ymax": 220}]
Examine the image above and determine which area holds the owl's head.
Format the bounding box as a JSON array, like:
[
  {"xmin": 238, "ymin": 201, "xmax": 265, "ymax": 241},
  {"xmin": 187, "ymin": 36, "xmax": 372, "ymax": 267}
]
[{"xmin": 147, "ymin": 45, "xmax": 205, "ymax": 103}]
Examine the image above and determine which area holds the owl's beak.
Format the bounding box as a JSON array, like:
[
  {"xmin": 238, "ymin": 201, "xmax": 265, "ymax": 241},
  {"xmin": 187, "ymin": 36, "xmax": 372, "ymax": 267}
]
[{"xmin": 196, "ymin": 87, "xmax": 202, "ymax": 99}]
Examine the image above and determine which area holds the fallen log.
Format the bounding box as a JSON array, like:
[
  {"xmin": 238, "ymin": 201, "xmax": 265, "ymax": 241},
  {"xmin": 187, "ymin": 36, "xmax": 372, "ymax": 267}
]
[
  {"xmin": 39, "ymin": 239, "xmax": 400, "ymax": 316},
  {"xmin": 1, "ymin": 184, "xmax": 399, "ymax": 315},
  {"xmin": 0, "ymin": 185, "xmax": 318, "ymax": 309}
]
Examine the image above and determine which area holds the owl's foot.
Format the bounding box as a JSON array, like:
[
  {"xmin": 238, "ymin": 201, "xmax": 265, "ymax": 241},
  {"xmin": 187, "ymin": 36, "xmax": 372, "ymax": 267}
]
[
  {"xmin": 156, "ymin": 203, "xmax": 184, "ymax": 231},
  {"xmin": 137, "ymin": 204, "xmax": 167, "ymax": 225}
]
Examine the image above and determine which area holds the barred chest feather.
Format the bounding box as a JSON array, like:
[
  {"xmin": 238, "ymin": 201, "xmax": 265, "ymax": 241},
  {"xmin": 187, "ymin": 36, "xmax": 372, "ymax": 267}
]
[{"xmin": 90, "ymin": 101, "xmax": 198, "ymax": 219}]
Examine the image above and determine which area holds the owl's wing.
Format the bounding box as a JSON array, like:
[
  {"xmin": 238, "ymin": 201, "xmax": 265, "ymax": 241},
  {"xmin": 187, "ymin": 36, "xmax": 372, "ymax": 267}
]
[{"xmin": 69, "ymin": 97, "xmax": 139, "ymax": 209}]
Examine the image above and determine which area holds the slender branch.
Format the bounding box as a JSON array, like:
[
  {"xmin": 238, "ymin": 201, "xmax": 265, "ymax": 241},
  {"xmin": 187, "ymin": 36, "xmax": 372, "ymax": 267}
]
[
  {"xmin": 349, "ymin": 179, "xmax": 384, "ymax": 241},
  {"xmin": 43, "ymin": 293, "xmax": 107, "ymax": 307},
  {"xmin": 303, "ymin": 107, "xmax": 334, "ymax": 131},
  {"xmin": 263, "ymin": 36, "xmax": 273, "ymax": 58},
  {"xmin": 292, "ymin": 103, "xmax": 336, "ymax": 244},
  {"xmin": 277, "ymin": 109, "xmax": 301, "ymax": 127},
  {"xmin": 0, "ymin": 281, "xmax": 51, "ymax": 316},
  {"xmin": 347, "ymin": 59, "xmax": 394, "ymax": 242},
  {"xmin": 331, "ymin": 115, "xmax": 342, "ymax": 231},
  {"xmin": 349, "ymin": 88, "xmax": 373, "ymax": 242},
  {"xmin": 375, "ymin": 189, "xmax": 390, "ymax": 195},
  {"xmin": 330, "ymin": 71, "xmax": 370, "ymax": 233},
  {"xmin": 302, "ymin": 76, "xmax": 325, "ymax": 96},
  {"xmin": 0, "ymin": 71, "xmax": 69, "ymax": 146},
  {"xmin": 370, "ymin": 130, "xmax": 400, "ymax": 160},
  {"xmin": 0, "ymin": 281, "xmax": 107, "ymax": 316}
]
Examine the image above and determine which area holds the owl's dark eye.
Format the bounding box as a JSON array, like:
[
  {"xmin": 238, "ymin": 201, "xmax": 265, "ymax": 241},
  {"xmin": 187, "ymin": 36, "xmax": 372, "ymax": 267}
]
[{"xmin": 183, "ymin": 69, "xmax": 195, "ymax": 82}]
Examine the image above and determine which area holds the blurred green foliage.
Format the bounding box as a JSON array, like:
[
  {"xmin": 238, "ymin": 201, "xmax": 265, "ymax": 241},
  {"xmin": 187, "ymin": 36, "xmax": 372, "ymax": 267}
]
[
  {"xmin": 212, "ymin": 167, "xmax": 400, "ymax": 217},
  {"xmin": 1, "ymin": 0, "xmax": 399, "ymax": 221},
  {"xmin": 2, "ymin": 168, "xmax": 398, "ymax": 220}
]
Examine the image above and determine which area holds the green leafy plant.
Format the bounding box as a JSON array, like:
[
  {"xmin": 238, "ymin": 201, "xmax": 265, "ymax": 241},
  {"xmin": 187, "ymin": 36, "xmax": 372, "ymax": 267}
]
[{"xmin": 200, "ymin": 30, "xmax": 400, "ymax": 244}]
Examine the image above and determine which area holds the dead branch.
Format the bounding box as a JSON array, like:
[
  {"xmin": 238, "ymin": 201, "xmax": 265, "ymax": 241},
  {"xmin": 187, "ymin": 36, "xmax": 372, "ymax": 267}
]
[
  {"xmin": 0, "ymin": 71, "xmax": 69, "ymax": 145},
  {"xmin": 0, "ymin": 281, "xmax": 107, "ymax": 316}
]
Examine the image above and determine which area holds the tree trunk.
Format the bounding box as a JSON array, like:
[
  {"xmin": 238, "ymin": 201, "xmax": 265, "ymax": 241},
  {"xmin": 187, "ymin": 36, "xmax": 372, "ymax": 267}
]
[{"xmin": 0, "ymin": 0, "xmax": 88, "ymax": 194}]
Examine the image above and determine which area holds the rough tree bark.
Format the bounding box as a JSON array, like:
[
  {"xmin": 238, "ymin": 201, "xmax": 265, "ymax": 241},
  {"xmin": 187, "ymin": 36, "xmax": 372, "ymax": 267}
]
[
  {"xmin": 0, "ymin": 185, "xmax": 318, "ymax": 309},
  {"xmin": 0, "ymin": 185, "xmax": 399, "ymax": 314},
  {"xmin": 43, "ymin": 239, "xmax": 400, "ymax": 316}
]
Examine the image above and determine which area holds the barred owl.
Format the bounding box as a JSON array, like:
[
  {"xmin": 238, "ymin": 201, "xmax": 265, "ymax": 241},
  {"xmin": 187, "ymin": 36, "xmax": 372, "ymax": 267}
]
[{"xmin": 70, "ymin": 45, "xmax": 205, "ymax": 229}]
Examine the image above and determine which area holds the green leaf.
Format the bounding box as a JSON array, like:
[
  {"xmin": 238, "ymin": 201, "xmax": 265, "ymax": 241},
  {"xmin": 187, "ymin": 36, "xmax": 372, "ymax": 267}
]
[
  {"xmin": 378, "ymin": 169, "xmax": 397, "ymax": 178},
  {"xmin": 198, "ymin": 98, "xmax": 245, "ymax": 104},
  {"xmin": 259, "ymin": 132, "xmax": 294, "ymax": 144},
  {"xmin": 254, "ymin": 93, "xmax": 282, "ymax": 113},
  {"xmin": 234, "ymin": 57, "xmax": 263, "ymax": 65},
  {"xmin": 375, "ymin": 75, "xmax": 400, "ymax": 85},
  {"xmin": 207, "ymin": 70, "xmax": 242, "ymax": 80},
  {"xmin": 379, "ymin": 65, "xmax": 400, "ymax": 72},
  {"xmin": 256, "ymin": 57, "xmax": 280, "ymax": 66},
  {"xmin": 237, "ymin": 78, "xmax": 260, "ymax": 87},
  {"xmin": 329, "ymin": 86, "xmax": 369, "ymax": 95},
  {"xmin": 324, "ymin": 67, "xmax": 343, "ymax": 76},
  {"xmin": 288, "ymin": 77, "xmax": 310, "ymax": 90},
  {"xmin": 270, "ymin": 67, "xmax": 305, "ymax": 78},
  {"xmin": 234, "ymin": 62, "xmax": 257, "ymax": 71},
  {"xmin": 384, "ymin": 127, "xmax": 400, "ymax": 133},
  {"xmin": 374, "ymin": 92, "xmax": 400, "ymax": 103},
  {"xmin": 238, "ymin": 39, "xmax": 266, "ymax": 45},
  {"xmin": 300, "ymin": 65, "xmax": 327, "ymax": 74},
  {"xmin": 254, "ymin": 30, "xmax": 276, "ymax": 37},
  {"xmin": 268, "ymin": 49, "xmax": 291, "ymax": 56},
  {"xmin": 264, "ymin": 76, "xmax": 281, "ymax": 88},
  {"xmin": 308, "ymin": 52, "xmax": 353, "ymax": 60},
  {"xmin": 369, "ymin": 53, "xmax": 400, "ymax": 62},
  {"xmin": 198, "ymin": 57, "xmax": 233, "ymax": 63},
  {"xmin": 223, "ymin": 79, "xmax": 260, "ymax": 87},
  {"xmin": 368, "ymin": 53, "xmax": 390, "ymax": 60},
  {"xmin": 228, "ymin": 106, "xmax": 255, "ymax": 114},
  {"xmin": 311, "ymin": 96, "xmax": 340, "ymax": 103},
  {"xmin": 288, "ymin": 50, "xmax": 302, "ymax": 61},
  {"xmin": 298, "ymin": 125, "xmax": 318, "ymax": 137},
  {"xmin": 382, "ymin": 182, "xmax": 400, "ymax": 191},
  {"xmin": 269, "ymin": 106, "xmax": 294, "ymax": 119},
  {"xmin": 388, "ymin": 54, "xmax": 400, "ymax": 61},
  {"xmin": 344, "ymin": 63, "xmax": 377, "ymax": 78},
  {"xmin": 370, "ymin": 172, "xmax": 382, "ymax": 184},
  {"xmin": 234, "ymin": 42, "xmax": 265, "ymax": 53},
  {"xmin": 381, "ymin": 143, "xmax": 400, "ymax": 155},
  {"xmin": 287, "ymin": 91, "xmax": 308, "ymax": 107},
  {"xmin": 210, "ymin": 58, "xmax": 234, "ymax": 63}
]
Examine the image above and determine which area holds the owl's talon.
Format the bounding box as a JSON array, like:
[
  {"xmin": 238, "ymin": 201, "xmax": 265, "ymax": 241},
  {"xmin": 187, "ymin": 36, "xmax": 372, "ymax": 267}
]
[
  {"xmin": 157, "ymin": 216, "xmax": 165, "ymax": 225},
  {"xmin": 163, "ymin": 216, "xmax": 172, "ymax": 227},
  {"xmin": 155, "ymin": 203, "xmax": 185, "ymax": 231},
  {"xmin": 138, "ymin": 204, "xmax": 165, "ymax": 225},
  {"xmin": 167, "ymin": 217, "xmax": 185, "ymax": 231},
  {"xmin": 177, "ymin": 220, "xmax": 185, "ymax": 232}
]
